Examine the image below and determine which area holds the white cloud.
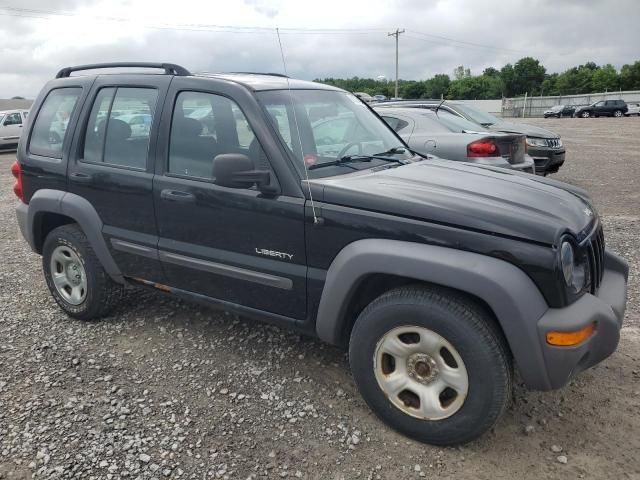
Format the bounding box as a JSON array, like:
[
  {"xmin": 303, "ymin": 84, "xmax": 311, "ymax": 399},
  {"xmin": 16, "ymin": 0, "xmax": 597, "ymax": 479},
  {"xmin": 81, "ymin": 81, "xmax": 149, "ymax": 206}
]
[{"xmin": 0, "ymin": 0, "xmax": 639, "ymax": 97}]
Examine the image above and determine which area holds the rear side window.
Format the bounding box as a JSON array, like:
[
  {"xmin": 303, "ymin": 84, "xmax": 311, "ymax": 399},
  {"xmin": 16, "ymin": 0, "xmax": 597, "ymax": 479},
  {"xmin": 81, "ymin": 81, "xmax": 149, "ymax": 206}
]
[
  {"xmin": 83, "ymin": 87, "xmax": 158, "ymax": 169},
  {"xmin": 29, "ymin": 88, "xmax": 81, "ymax": 158}
]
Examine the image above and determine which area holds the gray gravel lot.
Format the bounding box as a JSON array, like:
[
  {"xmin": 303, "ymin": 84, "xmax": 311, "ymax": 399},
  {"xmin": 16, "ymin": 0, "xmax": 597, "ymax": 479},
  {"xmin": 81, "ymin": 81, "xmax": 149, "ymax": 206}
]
[{"xmin": 1, "ymin": 117, "xmax": 639, "ymax": 479}]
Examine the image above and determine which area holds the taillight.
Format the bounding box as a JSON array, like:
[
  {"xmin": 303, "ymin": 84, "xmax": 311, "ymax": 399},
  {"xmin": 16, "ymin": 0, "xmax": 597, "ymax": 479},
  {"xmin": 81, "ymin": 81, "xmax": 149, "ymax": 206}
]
[
  {"xmin": 467, "ymin": 139, "xmax": 499, "ymax": 157},
  {"xmin": 11, "ymin": 160, "xmax": 25, "ymax": 202}
]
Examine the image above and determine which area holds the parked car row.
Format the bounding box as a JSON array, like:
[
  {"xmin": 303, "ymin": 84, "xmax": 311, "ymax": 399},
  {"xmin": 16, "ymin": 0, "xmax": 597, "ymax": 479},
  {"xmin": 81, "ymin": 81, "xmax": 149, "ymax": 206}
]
[
  {"xmin": 376, "ymin": 100, "xmax": 565, "ymax": 175},
  {"xmin": 544, "ymin": 100, "xmax": 639, "ymax": 118}
]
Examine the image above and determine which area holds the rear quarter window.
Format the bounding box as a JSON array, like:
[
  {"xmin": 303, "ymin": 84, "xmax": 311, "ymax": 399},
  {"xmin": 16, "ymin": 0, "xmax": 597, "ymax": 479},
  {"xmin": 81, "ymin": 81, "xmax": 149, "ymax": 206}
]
[{"xmin": 29, "ymin": 88, "xmax": 82, "ymax": 158}]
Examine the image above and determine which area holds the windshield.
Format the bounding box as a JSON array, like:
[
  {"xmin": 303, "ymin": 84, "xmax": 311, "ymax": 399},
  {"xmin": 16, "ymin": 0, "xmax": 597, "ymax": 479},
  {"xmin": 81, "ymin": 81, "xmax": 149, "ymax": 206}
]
[
  {"xmin": 256, "ymin": 89, "xmax": 412, "ymax": 178},
  {"xmin": 550, "ymin": 105, "xmax": 563, "ymax": 112},
  {"xmin": 433, "ymin": 109, "xmax": 488, "ymax": 133},
  {"xmin": 451, "ymin": 103, "xmax": 502, "ymax": 126},
  {"xmin": 0, "ymin": 114, "xmax": 4, "ymax": 124}
]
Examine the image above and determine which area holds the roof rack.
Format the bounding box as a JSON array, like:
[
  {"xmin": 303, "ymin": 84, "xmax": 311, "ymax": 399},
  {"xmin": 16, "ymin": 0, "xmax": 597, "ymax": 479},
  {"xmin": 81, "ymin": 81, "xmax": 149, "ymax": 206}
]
[{"xmin": 55, "ymin": 62, "xmax": 191, "ymax": 79}]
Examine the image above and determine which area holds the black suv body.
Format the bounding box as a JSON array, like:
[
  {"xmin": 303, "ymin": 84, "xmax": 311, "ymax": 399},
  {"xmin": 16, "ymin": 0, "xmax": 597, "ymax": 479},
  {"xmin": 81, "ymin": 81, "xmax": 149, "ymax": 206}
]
[
  {"xmin": 574, "ymin": 99, "xmax": 628, "ymax": 118},
  {"xmin": 13, "ymin": 63, "xmax": 628, "ymax": 446}
]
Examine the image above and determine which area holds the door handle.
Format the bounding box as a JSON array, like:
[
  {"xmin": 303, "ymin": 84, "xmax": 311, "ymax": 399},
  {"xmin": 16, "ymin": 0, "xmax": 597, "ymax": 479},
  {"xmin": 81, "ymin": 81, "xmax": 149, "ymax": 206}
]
[
  {"xmin": 69, "ymin": 172, "xmax": 93, "ymax": 184},
  {"xmin": 160, "ymin": 189, "xmax": 196, "ymax": 203}
]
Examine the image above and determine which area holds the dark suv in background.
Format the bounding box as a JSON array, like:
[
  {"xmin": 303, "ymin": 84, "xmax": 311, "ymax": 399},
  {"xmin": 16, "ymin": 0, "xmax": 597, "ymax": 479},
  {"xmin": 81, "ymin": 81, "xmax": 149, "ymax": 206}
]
[
  {"xmin": 13, "ymin": 62, "xmax": 628, "ymax": 446},
  {"xmin": 378, "ymin": 100, "xmax": 566, "ymax": 175},
  {"xmin": 574, "ymin": 99, "xmax": 628, "ymax": 118}
]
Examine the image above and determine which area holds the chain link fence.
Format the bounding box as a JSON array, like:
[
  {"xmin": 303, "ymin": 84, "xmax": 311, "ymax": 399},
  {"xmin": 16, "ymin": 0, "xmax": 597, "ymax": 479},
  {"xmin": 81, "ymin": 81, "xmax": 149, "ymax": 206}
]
[{"xmin": 501, "ymin": 91, "xmax": 640, "ymax": 118}]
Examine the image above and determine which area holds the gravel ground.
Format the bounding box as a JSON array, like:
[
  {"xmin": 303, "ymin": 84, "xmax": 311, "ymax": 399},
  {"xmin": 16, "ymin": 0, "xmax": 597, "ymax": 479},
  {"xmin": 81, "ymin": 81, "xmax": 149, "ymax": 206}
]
[{"xmin": 1, "ymin": 117, "xmax": 639, "ymax": 479}]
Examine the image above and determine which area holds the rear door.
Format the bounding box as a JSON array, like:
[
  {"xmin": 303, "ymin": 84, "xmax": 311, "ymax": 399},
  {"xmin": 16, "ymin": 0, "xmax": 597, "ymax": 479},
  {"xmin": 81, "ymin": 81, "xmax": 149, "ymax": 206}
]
[{"xmin": 67, "ymin": 75, "xmax": 171, "ymax": 281}]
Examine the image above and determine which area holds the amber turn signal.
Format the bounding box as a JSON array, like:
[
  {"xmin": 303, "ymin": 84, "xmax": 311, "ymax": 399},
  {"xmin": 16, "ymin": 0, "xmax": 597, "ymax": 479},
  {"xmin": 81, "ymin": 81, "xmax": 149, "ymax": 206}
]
[{"xmin": 546, "ymin": 323, "xmax": 595, "ymax": 346}]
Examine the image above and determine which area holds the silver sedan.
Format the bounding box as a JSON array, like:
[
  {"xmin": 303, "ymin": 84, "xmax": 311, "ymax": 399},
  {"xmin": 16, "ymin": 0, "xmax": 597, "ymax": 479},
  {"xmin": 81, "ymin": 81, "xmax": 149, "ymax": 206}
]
[{"xmin": 375, "ymin": 107, "xmax": 535, "ymax": 173}]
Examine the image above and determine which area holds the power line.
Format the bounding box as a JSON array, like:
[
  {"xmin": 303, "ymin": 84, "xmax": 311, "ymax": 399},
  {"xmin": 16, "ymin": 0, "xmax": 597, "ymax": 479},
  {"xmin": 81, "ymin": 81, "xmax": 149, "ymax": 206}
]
[{"xmin": 405, "ymin": 29, "xmax": 525, "ymax": 54}]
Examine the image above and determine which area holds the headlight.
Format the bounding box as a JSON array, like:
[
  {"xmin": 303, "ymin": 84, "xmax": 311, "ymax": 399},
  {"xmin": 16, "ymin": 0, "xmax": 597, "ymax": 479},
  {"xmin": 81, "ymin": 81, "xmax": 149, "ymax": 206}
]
[
  {"xmin": 526, "ymin": 137, "xmax": 547, "ymax": 147},
  {"xmin": 556, "ymin": 139, "xmax": 563, "ymax": 147},
  {"xmin": 560, "ymin": 241, "xmax": 587, "ymax": 293}
]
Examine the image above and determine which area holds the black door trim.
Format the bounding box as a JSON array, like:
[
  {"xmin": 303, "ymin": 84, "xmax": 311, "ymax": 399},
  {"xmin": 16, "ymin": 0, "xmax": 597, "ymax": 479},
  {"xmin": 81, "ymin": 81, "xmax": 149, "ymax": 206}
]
[
  {"xmin": 158, "ymin": 251, "xmax": 293, "ymax": 290},
  {"xmin": 110, "ymin": 238, "xmax": 159, "ymax": 259}
]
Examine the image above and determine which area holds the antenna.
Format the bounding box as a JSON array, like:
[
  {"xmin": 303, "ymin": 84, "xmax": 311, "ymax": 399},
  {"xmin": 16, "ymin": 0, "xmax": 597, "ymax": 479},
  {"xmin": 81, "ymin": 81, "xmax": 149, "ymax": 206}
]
[
  {"xmin": 434, "ymin": 98, "xmax": 446, "ymax": 116},
  {"xmin": 275, "ymin": 27, "xmax": 319, "ymax": 225}
]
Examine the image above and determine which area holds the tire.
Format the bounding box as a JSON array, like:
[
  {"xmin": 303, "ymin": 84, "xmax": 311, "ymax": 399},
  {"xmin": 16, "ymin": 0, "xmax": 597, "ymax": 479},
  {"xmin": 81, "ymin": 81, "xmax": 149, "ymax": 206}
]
[
  {"xmin": 581, "ymin": 111, "xmax": 590, "ymax": 118},
  {"xmin": 613, "ymin": 110, "xmax": 623, "ymax": 117},
  {"xmin": 349, "ymin": 285, "xmax": 512, "ymax": 446},
  {"xmin": 42, "ymin": 224, "xmax": 122, "ymax": 320}
]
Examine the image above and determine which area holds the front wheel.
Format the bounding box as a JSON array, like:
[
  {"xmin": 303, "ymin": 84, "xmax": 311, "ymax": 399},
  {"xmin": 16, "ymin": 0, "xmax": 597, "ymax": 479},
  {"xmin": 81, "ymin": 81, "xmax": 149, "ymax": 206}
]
[
  {"xmin": 349, "ymin": 286, "xmax": 512, "ymax": 445},
  {"xmin": 43, "ymin": 224, "xmax": 122, "ymax": 320},
  {"xmin": 581, "ymin": 111, "xmax": 591, "ymax": 118}
]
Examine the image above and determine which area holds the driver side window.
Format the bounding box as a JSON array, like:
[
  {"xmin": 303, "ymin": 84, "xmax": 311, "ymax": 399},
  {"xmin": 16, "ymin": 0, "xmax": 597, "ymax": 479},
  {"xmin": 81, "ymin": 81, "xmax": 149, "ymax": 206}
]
[{"xmin": 168, "ymin": 91, "xmax": 269, "ymax": 181}]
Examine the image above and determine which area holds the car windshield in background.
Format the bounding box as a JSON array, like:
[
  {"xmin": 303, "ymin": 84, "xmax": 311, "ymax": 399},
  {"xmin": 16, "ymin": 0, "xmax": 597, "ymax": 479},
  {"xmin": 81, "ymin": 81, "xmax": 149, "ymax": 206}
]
[
  {"xmin": 435, "ymin": 109, "xmax": 488, "ymax": 133},
  {"xmin": 256, "ymin": 89, "xmax": 412, "ymax": 178},
  {"xmin": 0, "ymin": 114, "xmax": 4, "ymax": 124},
  {"xmin": 550, "ymin": 105, "xmax": 564, "ymax": 112},
  {"xmin": 452, "ymin": 104, "xmax": 502, "ymax": 127}
]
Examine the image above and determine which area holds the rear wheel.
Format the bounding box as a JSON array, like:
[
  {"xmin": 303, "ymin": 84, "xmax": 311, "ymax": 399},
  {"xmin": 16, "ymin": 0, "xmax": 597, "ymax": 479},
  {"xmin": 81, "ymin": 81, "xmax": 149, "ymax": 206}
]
[
  {"xmin": 581, "ymin": 111, "xmax": 591, "ymax": 118},
  {"xmin": 613, "ymin": 110, "xmax": 623, "ymax": 117},
  {"xmin": 43, "ymin": 224, "xmax": 122, "ymax": 320},
  {"xmin": 349, "ymin": 285, "xmax": 512, "ymax": 445}
]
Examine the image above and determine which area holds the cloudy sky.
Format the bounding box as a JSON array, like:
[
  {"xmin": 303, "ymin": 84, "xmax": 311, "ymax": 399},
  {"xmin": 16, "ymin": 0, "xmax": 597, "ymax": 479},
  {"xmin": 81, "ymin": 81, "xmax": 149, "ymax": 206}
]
[{"xmin": 0, "ymin": 0, "xmax": 639, "ymax": 97}]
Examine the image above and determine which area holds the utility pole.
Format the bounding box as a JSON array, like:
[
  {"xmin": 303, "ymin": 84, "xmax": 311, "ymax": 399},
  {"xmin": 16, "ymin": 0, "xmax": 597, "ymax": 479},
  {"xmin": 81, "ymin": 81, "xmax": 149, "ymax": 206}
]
[{"xmin": 388, "ymin": 28, "xmax": 405, "ymax": 99}]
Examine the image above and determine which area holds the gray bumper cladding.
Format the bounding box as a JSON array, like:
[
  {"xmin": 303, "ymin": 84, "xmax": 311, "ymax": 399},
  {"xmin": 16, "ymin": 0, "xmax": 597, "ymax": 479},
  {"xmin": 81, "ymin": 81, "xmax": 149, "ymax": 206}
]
[{"xmin": 536, "ymin": 250, "xmax": 628, "ymax": 389}]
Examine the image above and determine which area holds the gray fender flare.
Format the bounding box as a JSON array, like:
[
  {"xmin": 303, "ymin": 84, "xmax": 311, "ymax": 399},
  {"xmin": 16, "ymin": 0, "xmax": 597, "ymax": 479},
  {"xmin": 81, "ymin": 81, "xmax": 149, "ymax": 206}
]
[
  {"xmin": 315, "ymin": 239, "xmax": 552, "ymax": 390},
  {"xmin": 26, "ymin": 189, "xmax": 124, "ymax": 284}
]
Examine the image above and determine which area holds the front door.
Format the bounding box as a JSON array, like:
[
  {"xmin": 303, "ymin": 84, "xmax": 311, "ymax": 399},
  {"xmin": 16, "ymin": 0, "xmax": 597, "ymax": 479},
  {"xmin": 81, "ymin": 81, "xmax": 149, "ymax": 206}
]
[
  {"xmin": 153, "ymin": 81, "xmax": 307, "ymax": 320},
  {"xmin": 67, "ymin": 75, "xmax": 171, "ymax": 281}
]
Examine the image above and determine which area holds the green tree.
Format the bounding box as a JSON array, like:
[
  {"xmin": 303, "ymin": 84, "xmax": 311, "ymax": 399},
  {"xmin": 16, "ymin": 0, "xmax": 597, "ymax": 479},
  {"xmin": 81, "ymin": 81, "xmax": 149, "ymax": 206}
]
[
  {"xmin": 591, "ymin": 64, "xmax": 620, "ymax": 92},
  {"xmin": 500, "ymin": 64, "xmax": 516, "ymax": 96},
  {"xmin": 453, "ymin": 65, "xmax": 471, "ymax": 80},
  {"xmin": 620, "ymin": 61, "xmax": 640, "ymax": 90},
  {"xmin": 512, "ymin": 57, "xmax": 546, "ymax": 96}
]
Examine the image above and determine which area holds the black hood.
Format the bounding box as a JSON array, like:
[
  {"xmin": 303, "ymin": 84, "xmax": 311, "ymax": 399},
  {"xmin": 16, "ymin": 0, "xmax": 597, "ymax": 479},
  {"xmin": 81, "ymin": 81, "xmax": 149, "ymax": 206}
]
[
  {"xmin": 311, "ymin": 160, "xmax": 595, "ymax": 245},
  {"xmin": 488, "ymin": 120, "xmax": 560, "ymax": 139}
]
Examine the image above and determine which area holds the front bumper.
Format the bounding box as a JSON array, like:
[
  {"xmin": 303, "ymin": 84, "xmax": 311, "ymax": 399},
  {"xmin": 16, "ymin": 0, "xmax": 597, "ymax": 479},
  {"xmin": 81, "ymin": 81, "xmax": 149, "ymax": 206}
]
[
  {"xmin": 535, "ymin": 250, "xmax": 628, "ymax": 390},
  {"xmin": 528, "ymin": 145, "xmax": 565, "ymax": 175}
]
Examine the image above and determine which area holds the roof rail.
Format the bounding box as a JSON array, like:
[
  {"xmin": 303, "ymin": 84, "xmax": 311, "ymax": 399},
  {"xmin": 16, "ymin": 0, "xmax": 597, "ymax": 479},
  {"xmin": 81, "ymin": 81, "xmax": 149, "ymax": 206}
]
[
  {"xmin": 226, "ymin": 72, "xmax": 289, "ymax": 78},
  {"xmin": 55, "ymin": 62, "xmax": 191, "ymax": 79}
]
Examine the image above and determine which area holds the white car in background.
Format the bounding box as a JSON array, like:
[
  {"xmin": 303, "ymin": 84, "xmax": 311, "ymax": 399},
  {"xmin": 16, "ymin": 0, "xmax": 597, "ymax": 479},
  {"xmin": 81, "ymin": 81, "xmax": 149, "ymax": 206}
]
[
  {"xmin": 0, "ymin": 110, "xmax": 29, "ymax": 150},
  {"xmin": 625, "ymin": 102, "xmax": 640, "ymax": 116}
]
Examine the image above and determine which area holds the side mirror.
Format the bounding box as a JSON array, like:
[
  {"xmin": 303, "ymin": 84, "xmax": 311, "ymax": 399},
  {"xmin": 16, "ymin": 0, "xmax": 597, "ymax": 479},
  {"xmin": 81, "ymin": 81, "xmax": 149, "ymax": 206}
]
[{"xmin": 212, "ymin": 153, "xmax": 274, "ymax": 193}]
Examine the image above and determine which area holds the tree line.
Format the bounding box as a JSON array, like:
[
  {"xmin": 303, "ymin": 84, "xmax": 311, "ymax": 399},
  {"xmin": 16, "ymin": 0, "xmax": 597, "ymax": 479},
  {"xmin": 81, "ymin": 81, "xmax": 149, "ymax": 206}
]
[{"xmin": 315, "ymin": 58, "xmax": 640, "ymax": 100}]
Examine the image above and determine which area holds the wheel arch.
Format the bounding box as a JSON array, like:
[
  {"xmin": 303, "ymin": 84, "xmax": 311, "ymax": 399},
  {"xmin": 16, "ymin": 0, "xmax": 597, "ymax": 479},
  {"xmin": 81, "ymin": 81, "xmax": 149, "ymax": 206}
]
[
  {"xmin": 26, "ymin": 189, "xmax": 124, "ymax": 284},
  {"xmin": 315, "ymin": 239, "xmax": 553, "ymax": 390}
]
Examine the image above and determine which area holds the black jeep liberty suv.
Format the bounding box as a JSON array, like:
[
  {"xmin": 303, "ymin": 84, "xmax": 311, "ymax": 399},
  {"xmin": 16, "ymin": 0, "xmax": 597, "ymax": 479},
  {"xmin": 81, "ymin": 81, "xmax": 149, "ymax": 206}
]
[{"xmin": 13, "ymin": 63, "xmax": 628, "ymax": 445}]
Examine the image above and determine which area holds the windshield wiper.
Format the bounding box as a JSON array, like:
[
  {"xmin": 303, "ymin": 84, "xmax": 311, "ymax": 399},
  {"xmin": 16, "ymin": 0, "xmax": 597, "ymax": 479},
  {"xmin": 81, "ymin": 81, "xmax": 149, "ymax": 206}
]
[
  {"xmin": 308, "ymin": 151, "xmax": 409, "ymax": 171},
  {"xmin": 480, "ymin": 122, "xmax": 494, "ymax": 127},
  {"xmin": 372, "ymin": 146, "xmax": 408, "ymax": 156}
]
